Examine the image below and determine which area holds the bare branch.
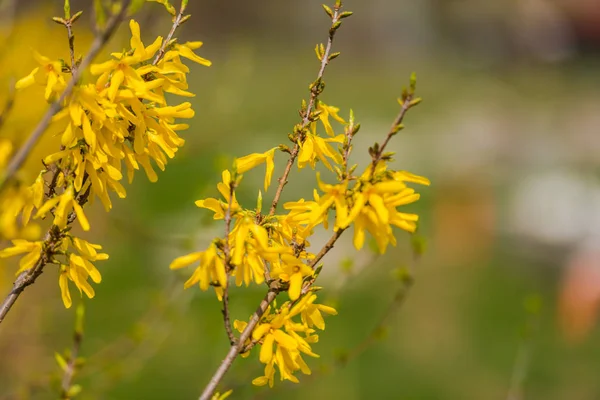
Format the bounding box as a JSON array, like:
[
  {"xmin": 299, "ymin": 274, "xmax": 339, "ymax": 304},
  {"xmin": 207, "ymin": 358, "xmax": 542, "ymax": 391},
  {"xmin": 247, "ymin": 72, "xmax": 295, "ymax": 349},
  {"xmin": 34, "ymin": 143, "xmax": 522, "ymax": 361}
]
[
  {"xmin": 152, "ymin": 1, "xmax": 188, "ymax": 66},
  {"xmin": 268, "ymin": 5, "xmax": 344, "ymax": 216},
  {"xmin": 199, "ymin": 286, "xmax": 279, "ymax": 400}
]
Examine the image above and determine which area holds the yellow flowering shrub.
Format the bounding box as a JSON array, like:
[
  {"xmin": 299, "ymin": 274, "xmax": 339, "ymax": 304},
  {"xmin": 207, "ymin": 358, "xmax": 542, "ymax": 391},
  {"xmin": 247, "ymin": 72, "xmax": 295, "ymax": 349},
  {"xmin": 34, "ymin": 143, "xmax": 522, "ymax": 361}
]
[
  {"xmin": 0, "ymin": 0, "xmax": 210, "ymax": 313},
  {"xmin": 168, "ymin": 1, "xmax": 430, "ymax": 398},
  {"xmin": 0, "ymin": 0, "xmax": 429, "ymax": 398}
]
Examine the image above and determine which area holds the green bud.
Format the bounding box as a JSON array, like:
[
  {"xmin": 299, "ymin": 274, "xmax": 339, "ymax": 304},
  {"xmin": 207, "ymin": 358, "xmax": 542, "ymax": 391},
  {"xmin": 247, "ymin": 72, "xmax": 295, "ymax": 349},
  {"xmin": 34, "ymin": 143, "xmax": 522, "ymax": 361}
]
[
  {"xmin": 322, "ymin": 4, "xmax": 334, "ymax": 18},
  {"xmin": 52, "ymin": 17, "xmax": 67, "ymax": 25},
  {"xmin": 55, "ymin": 352, "xmax": 68, "ymax": 371},
  {"xmin": 330, "ymin": 20, "xmax": 342, "ymax": 32},
  {"xmin": 392, "ymin": 123, "xmax": 404, "ymax": 134},
  {"xmin": 180, "ymin": 14, "xmax": 191, "ymax": 24},
  {"xmin": 409, "ymin": 97, "xmax": 422, "ymax": 107},
  {"xmin": 410, "ymin": 72, "xmax": 417, "ymax": 92},
  {"xmin": 71, "ymin": 10, "xmax": 83, "ymax": 23},
  {"xmin": 256, "ymin": 190, "xmax": 263, "ymax": 213},
  {"xmin": 328, "ymin": 51, "xmax": 341, "ymax": 61},
  {"xmin": 67, "ymin": 385, "xmax": 82, "ymax": 397},
  {"xmin": 339, "ymin": 11, "xmax": 353, "ymax": 19},
  {"xmin": 75, "ymin": 302, "xmax": 85, "ymax": 335},
  {"xmin": 64, "ymin": 0, "xmax": 71, "ymax": 19}
]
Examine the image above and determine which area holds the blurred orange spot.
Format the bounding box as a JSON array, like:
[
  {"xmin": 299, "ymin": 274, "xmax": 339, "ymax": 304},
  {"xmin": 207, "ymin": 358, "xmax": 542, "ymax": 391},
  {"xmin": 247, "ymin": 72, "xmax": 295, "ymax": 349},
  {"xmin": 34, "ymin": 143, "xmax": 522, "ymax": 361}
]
[{"xmin": 559, "ymin": 246, "xmax": 600, "ymax": 343}]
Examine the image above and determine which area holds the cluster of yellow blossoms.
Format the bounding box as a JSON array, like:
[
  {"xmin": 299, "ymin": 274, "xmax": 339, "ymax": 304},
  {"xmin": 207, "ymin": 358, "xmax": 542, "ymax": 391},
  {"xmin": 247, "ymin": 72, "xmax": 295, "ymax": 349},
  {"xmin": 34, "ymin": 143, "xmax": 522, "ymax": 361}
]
[
  {"xmin": 0, "ymin": 12, "xmax": 210, "ymax": 307},
  {"xmin": 172, "ymin": 93, "xmax": 429, "ymax": 386}
]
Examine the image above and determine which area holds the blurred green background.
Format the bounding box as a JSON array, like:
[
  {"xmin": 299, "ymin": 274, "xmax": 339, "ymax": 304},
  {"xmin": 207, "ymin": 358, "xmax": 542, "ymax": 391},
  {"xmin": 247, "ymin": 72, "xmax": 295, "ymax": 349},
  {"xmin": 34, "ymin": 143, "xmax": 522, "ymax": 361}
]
[{"xmin": 2, "ymin": 0, "xmax": 600, "ymax": 399}]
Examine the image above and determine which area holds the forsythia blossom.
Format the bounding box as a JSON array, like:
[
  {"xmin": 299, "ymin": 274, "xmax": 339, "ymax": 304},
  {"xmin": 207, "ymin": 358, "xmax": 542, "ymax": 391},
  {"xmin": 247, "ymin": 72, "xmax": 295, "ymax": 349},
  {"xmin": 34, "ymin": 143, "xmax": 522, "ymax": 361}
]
[
  {"xmin": 1, "ymin": 14, "xmax": 210, "ymax": 308},
  {"xmin": 172, "ymin": 93, "xmax": 429, "ymax": 386}
]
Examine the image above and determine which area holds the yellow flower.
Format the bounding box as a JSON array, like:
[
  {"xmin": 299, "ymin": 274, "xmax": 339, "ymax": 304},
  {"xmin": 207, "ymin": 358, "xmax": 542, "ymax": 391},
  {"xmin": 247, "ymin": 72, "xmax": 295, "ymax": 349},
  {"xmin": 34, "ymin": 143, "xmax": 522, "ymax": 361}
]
[
  {"xmin": 195, "ymin": 170, "xmax": 240, "ymax": 219},
  {"xmin": 284, "ymin": 189, "xmax": 329, "ymax": 234},
  {"xmin": 35, "ymin": 186, "xmax": 90, "ymax": 231},
  {"xmin": 235, "ymin": 148, "xmax": 277, "ymax": 191},
  {"xmin": 211, "ymin": 390, "xmax": 233, "ymax": 400},
  {"xmin": 170, "ymin": 243, "xmax": 227, "ymax": 295},
  {"xmin": 0, "ymin": 239, "xmax": 42, "ymax": 274},
  {"xmin": 245, "ymin": 294, "xmax": 335, "ymax": 387},
  {"xmin": 297, "ymin": 132, "xmax": 344, "ymax": 171},
  {"xmin": 316, "ymin": 101, "xmax": 346, "ymax": 136},
  {"xmin": 271, "ymin": 254, "xmax": 314, "ymax": 301},
  {"xmin": 290, "ymin": 293, "xmax": 337, "ymax": 330},
  {"xmin": 15, "ymin": 52, "xmax": 66, "ymax": 100},
  {"xmin": 344, "ymin": 176, "xmax": 427, "ymax": 252},
  {"xmin": 166, "ymin": 42, "xmax": 212, "ymax": 67},
  {"xmin": 315, "ymin": 174, "xmax": 348, "ymax": 230}
]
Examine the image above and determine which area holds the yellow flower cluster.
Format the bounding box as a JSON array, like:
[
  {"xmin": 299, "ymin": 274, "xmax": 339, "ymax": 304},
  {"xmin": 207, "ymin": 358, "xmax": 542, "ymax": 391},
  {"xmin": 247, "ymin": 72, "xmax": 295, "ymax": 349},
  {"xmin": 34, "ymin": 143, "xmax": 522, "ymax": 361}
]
[
  {"xmin": 172, "ymin": 95, "xmax": 429, "ymax": 386},
  {"xmin": 235, "ymin": 294, "xmax": 337, "ymax": 387},
  {"xmin": 0, "ymin": 17, "xmax": 210, "ymax": 307}
]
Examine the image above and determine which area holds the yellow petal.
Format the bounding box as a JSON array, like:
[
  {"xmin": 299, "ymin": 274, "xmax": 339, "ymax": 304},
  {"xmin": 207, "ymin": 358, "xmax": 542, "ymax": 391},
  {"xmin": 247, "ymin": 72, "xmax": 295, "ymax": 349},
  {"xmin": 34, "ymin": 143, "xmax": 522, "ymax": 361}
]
[
  {"xmin": 170, "ymin": 252, "xmax": 203, "ymax": 269},
  {"xmin": 259, "ymin": 334, "xmax": 275, "ymax": 364},
  {"xmin": 272, "ymin": 329, "xmax": 298, "ymax": 350}
]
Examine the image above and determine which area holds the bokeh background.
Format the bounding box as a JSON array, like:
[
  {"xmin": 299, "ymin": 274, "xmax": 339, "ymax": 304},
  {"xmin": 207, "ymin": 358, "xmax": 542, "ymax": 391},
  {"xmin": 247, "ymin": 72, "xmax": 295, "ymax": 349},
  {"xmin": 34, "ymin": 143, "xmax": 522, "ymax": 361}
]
[{"xmin": 2, "ymin": 0, "xmax": 600, "ymax": 398}]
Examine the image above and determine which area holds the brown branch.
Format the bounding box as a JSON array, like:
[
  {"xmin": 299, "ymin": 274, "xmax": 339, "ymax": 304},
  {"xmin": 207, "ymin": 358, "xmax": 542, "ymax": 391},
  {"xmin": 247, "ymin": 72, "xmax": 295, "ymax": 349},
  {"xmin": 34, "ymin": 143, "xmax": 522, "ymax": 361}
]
[
  {"xmin": 369, "ymin": 94, "xmax": 413, "ymax": 177},
  {"xmin": 252, "ymin": 245, "xmax": 421, "ymax": 400},
  {"xmin": 0, "ymin": 225, "xmax": 60, "ymax": 324},
  {"xmin": 341, "ymin": 274, "xmax": 414, "ymax": 366},
  {"xmin": 61, "ymin": 308, "xmax": 84, "ymax": 399},
  {"xmin": 506, "ymin": 296, "xmax": 541, "ymax": 400},
  {"xmin": 0, "ymin": 0, "xmax": 131, "ymax": 194},
  {"xmin": 199, "ymin": 285, "xmax": 279, "ymax": 400},
  {"xmin": 221, "ymin": 178, "xmax": 237, "ymax": 345},
  {"xmin": 268, "ymin": 5, "xmax": 344, "ymax": 216},
  {"xmin": 199, "ymin": 4, "xmax": 351, "ymax": 398},
  {"xmin": 0, "ymin": 169, "xmax": 91, "ymax": 325},
  {"xmin": 0, "ymin": 82, "xmax": 15, "ymax": 133},
  {"xmin": 65, "ymin": 21, "xmax": 78, "ymax": 76},
  {"xmin": 152, "ymin": 1, "xmax": 188, "ymax": 66}
]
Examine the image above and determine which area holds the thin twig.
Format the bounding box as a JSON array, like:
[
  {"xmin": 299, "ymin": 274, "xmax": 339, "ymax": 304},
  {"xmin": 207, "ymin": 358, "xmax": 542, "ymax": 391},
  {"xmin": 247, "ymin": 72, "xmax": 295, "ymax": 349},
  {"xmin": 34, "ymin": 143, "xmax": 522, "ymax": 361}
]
[
  {"xmin": 268, "ymin": 6, "xmax": 343, "ymax": 216},
  {"xmin": 200, "ymin": 4, "xmax": 349, "ymax": 397},
  {"xmin": 0, "ymin": 0, "xmax": 131, "ymax": 194},
  {"xmin": 65, "ymin": 21, "xmax": 77, "ymax": 76},
  {"xmin": 60, "ymin": 308, "xmax": 84, "ymax": 399},
  {"xmin": 250, "ymin": 244, "xmax": 421, "ymax": 400},
  {"xmin": 152, "ymin": 1, "xmax": 187, "ymax": 66},
  {"xmin": 201, "ymin": 228, "xmax": 348, "ymax": 399},
  {"xmin": 506, "ymin": 296, "xmax": 541, "ymax": 400},
  {"xmin": 221, "ymin": 178, "xmax": 237, "ymax": 345},
  {"xmin": 199, "ymin": 285, "xmax": 279, "ymax": 400},
  {"xmin": 0, "ymin": 178, "xmax": 92, "ymax": 325},
  {"xmin": 0, "ymin": 82, "xmax": 15, "ymax": 132},
  {"xmin": 369, "ymin": 94, "xmax": 413, "ymax": 177}
]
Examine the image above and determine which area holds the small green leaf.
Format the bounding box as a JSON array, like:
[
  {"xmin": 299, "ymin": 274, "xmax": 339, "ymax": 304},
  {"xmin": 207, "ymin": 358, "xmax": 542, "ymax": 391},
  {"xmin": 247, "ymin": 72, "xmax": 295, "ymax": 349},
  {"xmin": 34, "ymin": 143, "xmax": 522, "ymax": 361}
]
[
  {"xmin": 71, "ymin": 10, "xmax": 83, "ymax": 23},
  {"xmin": 256, "ymin": 190, "xmax": 262, "ymax": 213},
  {"xmin": 180, "ymin": 14, "xmax": 191, "ymax": 24},
  {"xmin": 64, "ymin": 0, "xmax": 71, "ymax": 19},
  {"xmin": 55, "ymin": 352, "xmax": 68, "ymax": 371},
  {"xmin": 67, "ymin": 384, "xmax": 82, "ymax": 397},
  {"xmin": 410, "ymin": 72, "xmax": 417, "ymax": 92},
  {"xmin": 409, "ymin": 97, "xmax": 422, "ymax": 107},
  {"xmin": 129, "ymin": 0, "xmax": 146, "ymax": 14},
  {"xmin": 93, "ymin": 0, "xmax": 106, "ymax": 29},
  {"xmin": 75, "ymin": 302, "xmax": 85, "ymax": 335},
  {"xmin": 328, "ymin": 51, "xmax": 341, "ymax": 61},
  {"xmin": 340, "ymin": 257, "xmax": 353, "ymax": 273},
  {"xmin": 148, "ymin": 0, "xmax": 177, "ymax": 16}
]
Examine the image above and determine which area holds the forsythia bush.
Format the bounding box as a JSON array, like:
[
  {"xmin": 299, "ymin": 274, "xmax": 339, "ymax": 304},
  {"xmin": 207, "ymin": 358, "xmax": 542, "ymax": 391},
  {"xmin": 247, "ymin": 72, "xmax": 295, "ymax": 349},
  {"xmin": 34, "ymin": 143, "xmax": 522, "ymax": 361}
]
[{"xmin": 0, "ymin": 0, "xmax": 429, "ymax": 398}]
